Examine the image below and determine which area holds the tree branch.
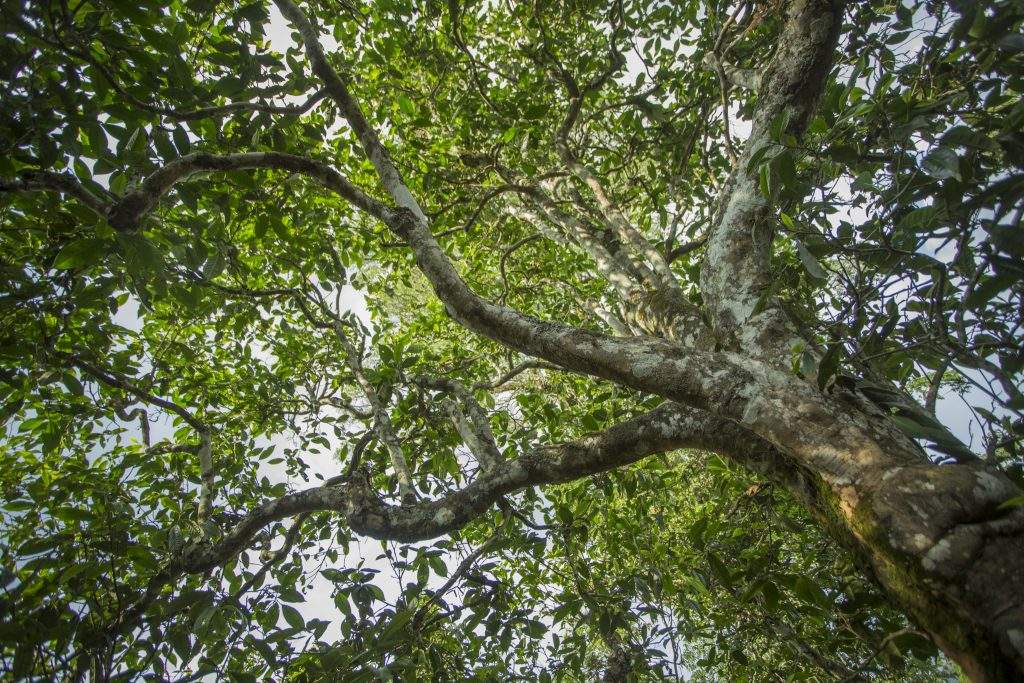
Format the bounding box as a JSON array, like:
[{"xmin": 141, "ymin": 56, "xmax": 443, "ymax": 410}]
[
  {"xmin": 332, "ymin": 320, "xmax": 418, "ymax": 502},
  {"xmin": 173, "ymin": 402, "xmax": 793, "ymax": 574},
  {"xmin": 231, "ymin": 512, "xmax": 312, "ymax": 601},
  {"xmin": 704, "ymin": 53, "xmax": 762, "ymax": 92},
  {"xmin": 106, "ymin": 151, "xmax": 389, "ymax": 231},
  {"xmin": 417, "ymin": 377, "xmax": 505, "ymax": 473},
  {"xmin": 0, "ymin": 170, "xmax": 111, "ymax": 215},
  {"xmin": 666, "ymin": 236, "xmax": 707, "ymax": 264},
  {"xmin": 473, "ymin": 360, "xmax": 560, "ymax": 391},
  {"xmin": 700, "ymin": 0, "xmax": 844, "ymax": 341},
  {"xmin": 536, "ymin": 3, "xmax": 681, "ymax": 297},
  {"xmin": 272, "ymin": 0, "xmax": 428, "ymax": 223},
  {"xmin": 266, "ymin": 3, "xmax": 722, "ymax": 407},
  {"xmin": 508, "ymin": 196, "xmax": 641, "ymax": 300}
]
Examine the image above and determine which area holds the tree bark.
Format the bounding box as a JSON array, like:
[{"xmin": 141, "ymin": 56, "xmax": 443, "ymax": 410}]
[{"xmin": 720, "ymin": 374, "xmax": 1024, "ymax": 681}]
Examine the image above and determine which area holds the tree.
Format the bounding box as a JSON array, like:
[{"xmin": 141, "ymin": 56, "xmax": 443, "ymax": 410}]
[{"xmin": 1, "ymin": 0, "xmax": 1022, "ymax": 679}]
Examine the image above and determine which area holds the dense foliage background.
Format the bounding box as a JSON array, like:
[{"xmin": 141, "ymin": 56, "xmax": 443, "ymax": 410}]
[{"xmin": 1, "ymin": 0, "xmax": 1021, "ymax": 679}]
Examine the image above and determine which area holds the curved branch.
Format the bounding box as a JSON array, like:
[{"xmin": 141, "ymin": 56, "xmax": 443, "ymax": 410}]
[
  {"xmin": 112, "ymin": 403, "xmax": 151, "ymax": 447},
  {"xmin": 107, "ymin": 151, "xmax": 389, "ymax": 231},
  {"xmin": 388, "ymin": 202, "xmax": 732, "ymax": 410},
  {"xmin": 445, "ymin": 0, "xmax": 507, "ymax": 118},
  {"xmin": 231, "ymin": 512, "xmax": 312, "ymax": 601},
  {"xmin": 0, "ymin": 170, "xmax": 111, "ymax": 215},
  {"xmin": 68, "ymin": 353, "xmax": 221, "ymax": 525},
  {"xmin": 535, "ymin": 3, "xmax": 679, "ymax": 296},
  {"xmin": 173, "ymin": 402, "xmax": 794, "ymax": 574},
  {"xmin": 509, "ymin": 194, "xmax": 642, "ymax": 300}
]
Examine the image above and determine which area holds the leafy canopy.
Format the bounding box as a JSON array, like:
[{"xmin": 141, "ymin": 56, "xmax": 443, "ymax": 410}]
[{"xmin": 0, "ymin": 0, "xmax": 1021, "ymax": 680}]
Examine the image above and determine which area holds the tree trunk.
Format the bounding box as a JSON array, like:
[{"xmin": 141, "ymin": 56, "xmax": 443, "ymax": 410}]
[
  {"xmin": 831, "ymin": 455, "xmax": 1024, "ymax": 681},
  {"xmin": 732, "ymin": 379, "xmax": 1024, "ymax": 680}
]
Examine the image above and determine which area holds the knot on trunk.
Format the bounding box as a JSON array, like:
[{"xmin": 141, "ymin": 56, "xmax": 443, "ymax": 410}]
[
  {"xmin": 870, "ymin": 464, "xmax": 1021, "ymax": 569},
  {"xmin": 387, "ymin": 206, "xmax": 421, "ymax": 238},
  {"xmin": 106, "ymin": 193, "xmax": 149, "ymax": 232}
]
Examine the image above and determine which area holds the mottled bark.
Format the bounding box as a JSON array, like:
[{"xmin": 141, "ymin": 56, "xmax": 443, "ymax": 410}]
[
  {"xmin": 174, "ymin": 402, "xmax": 777, "ymax": 572},
  {"xmin": 700, "ymin": 0, "xmax": 844, "ymax": 344},
  {"xmin": 724, "ymin": 360, "xmax": 1024, "ymax": 680}
]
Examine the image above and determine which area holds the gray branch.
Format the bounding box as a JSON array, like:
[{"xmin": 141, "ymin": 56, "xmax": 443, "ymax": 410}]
[{"xmin": 171, "ymin": 401, "xmax": 794, "ymax": 575}]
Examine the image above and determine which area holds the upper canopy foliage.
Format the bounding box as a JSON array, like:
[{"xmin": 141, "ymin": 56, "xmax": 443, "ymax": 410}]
[{"xmin": 0, "ymin": 0, "xmax": 1021, "ymax": 679}]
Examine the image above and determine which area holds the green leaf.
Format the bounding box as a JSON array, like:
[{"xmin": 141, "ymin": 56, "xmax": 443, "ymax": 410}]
[
  {"xmin": 758, "ymin": 163, "xmax": 772, "ymax": 198},
  {"xmin": 271, "ymin": 216, "xmax": 290, "ymax": 240},
  {"xmin": 168, "ymin": 628, "xmax": 192, "ymax": 661},
  {"xmin": 54, "ymin": 507, "xmax": 93, "ymax": 523},
  {"xmin": 250, "ymin": 637, "xmax": 277, "ymax": 666},
  {"xmin": 996, "ymin": 33, "xmax": 1024, "ymax": 53},
  {"xmin": 194, "ymin": 604, "xmax": 219, "ymax": 632},
  {"xmin": 428, "ymin": 554, "xmax": 447, "ymax": 578},
  {"xmin": 53, "ymin": 238, "xmax": 109, "ymax": 269},
  {"xmin": 921, "ymin": 147, "xmax": 960, "ymax": 180},
  {"xmin": 796, "ymin": 240, "xmax": 828, "ymax": 280},
  {"xmin": 18, "ymin": 536, "xmax": 61, "ymax": 556},
  {"xmin": 172, "ymin": 127, "xmax": 191, "ymax": 154},
  {"xmin": 525, "ymin": 618, "xmax": 547, "ymax": 638},
  {"xmin": 896, "ymin": 205, "xmax": 942, "ymax": 233},
  {"xmin": 760, "ymin": 581, "xmax": 781, "ymax": 612},
  {"xmin": 397, "ymin": 94, "xmax": 417, "ymax": 115},
  {"xmin": 793, "ymin": 576, "xmax": 829, "ymax": 608},
  {"xmin": 772, "ymin": 149, "xmax": 797, "ymax": 193},
  {"xmin": 817, "ymin": 344, "xmax": 842, "ymax": 391},
  {"xmin": 281, "ymin": 604, "xmax": 305, "ymax": 630},
  {"xmin": 986, "ymin": 223, "xmax": 1024, "ymax": 258},
  {"xmin": 61, "ymin": 374, "xmax": 85, "ymax": 396},
  {"xmin": 887, "ymin": 415, "xmax": 973, "ymax": 460},
  {"xmin": 997, "ymin": 495, "xmax": 1024, "ymax": 511},
  {"xmin": 118, "ymin": 233, "xmax": 165, "ymax": 276},
  {"xmin": 707, "ymin": 552, "xmax": 732, "ymax": 589},
  {"xmin": 279, "ymin": 587, "xmax": 306, "ymax": 603}
]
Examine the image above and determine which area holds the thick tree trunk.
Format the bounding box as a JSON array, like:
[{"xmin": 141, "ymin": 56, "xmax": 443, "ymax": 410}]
[
  {"xmin": 830, "ymin": 453, "xmax": 1024, "ymax": 680},
  {"xmin": 734, "ymin": 382, "xmax": 1024, "ymax": 680},
  {"xmin": 679, "ymin": 0, "xmax": 1024, "ymax": 674}
]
